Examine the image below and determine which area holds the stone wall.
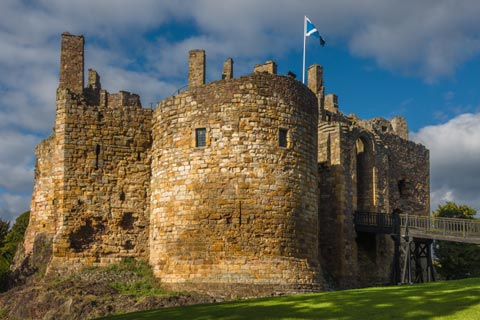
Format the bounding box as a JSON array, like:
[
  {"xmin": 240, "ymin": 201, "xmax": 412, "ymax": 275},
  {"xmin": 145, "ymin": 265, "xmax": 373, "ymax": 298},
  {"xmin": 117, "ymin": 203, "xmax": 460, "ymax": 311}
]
[
  {"xmin": 150, "ymin": 72, "xmax": 323, "ymax": 293},
  {"xmin": 23, "ymin": 33, "xmax": 153, "ymax": 274},
  {"xmin": 317, "ymin": 109, "xmax": 429, "ymax": 288},
  {"xmin": 47, "ymin": 89, "xmax": 152, "ymax": 272},
  {"xmin": 20, "ymin": 32, "xmax": 431, "ymax": 296},
  {"xmin": 23, "ymin": 135, "xmax": 59, "ymax": 254}
]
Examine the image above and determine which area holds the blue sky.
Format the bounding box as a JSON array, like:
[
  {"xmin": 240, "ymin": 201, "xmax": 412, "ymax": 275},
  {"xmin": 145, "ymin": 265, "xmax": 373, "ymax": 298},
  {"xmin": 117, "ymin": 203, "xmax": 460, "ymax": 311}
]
[{"xmin": 1, "ymin": 0, "xmax": 480, "ymax": 221}]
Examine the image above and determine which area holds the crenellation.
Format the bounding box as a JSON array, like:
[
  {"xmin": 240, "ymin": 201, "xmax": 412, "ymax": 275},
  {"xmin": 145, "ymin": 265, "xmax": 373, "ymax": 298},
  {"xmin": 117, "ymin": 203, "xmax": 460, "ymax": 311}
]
[
  {"xmin": 19, "ymin": 32, "xmax": 429, "ymax": 297},
  {"xmin": 87, "ymin": 69, "xmax": 101, "ymax": 90},
  {"xmin": 253, "ymin": 61, "xmax": 277, "ymax": 74}
]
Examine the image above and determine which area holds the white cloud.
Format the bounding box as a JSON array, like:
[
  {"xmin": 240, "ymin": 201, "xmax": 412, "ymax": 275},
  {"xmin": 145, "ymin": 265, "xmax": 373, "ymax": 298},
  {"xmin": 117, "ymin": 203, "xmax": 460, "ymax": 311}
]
[
  {"xmin": 2, "ymin": 1, "xmax": 480, "ymax": 221},
  {"xmin": 0, "ymin": 193, "xmax": 31, "ymax": 223},
  {"xmin": 0, "ymin": 129, "xmax": 36, "ymax": 222},
  {"xmin": 412, "ymin": 113, "xmax": 480, "ymax": 213}
]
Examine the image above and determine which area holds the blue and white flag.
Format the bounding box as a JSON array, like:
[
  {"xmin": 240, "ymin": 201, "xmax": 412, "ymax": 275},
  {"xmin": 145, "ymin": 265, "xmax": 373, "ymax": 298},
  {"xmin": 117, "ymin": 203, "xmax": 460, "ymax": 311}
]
[{"xmin": 305, "ymin": 16, "xmax": 325, "ymax": 47}]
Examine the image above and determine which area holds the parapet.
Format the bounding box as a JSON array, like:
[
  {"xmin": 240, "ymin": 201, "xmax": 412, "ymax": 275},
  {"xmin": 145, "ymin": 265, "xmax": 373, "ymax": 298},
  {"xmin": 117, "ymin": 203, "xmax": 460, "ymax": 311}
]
[
  {"xmin": 253, "ymin": 61, "xmax": 277, "ymax": 74},
  {"xmin": 87, "ymin": 69, "xmax": 101, "ymax": 91},
  {"xmin": 106, "ymin": 91, "xmax": 142, "ymax": 108}
]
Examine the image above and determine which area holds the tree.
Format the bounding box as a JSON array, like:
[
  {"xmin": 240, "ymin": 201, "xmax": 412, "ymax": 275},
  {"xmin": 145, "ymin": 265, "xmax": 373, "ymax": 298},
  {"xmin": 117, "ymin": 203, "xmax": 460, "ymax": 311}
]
[
  {"xmin": 0, "ymin": 211, "xmax": 30, "ymax": 261},
  {"xmin": 0, "ymin": 220, "xmax": 9, "ymax": 243},
  {"xmin": 433, "ymin": 202, "xmax": 480, "ymax": 280},
  {"xmin": 0, "ymin": 211, "xmax": 30, "ymax": 291}
]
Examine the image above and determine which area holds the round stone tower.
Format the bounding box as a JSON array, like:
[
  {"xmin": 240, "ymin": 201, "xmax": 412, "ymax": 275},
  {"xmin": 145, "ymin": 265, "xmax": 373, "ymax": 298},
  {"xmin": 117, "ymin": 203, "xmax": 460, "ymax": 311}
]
[{"xmin": 150, "ymin": 71, "xmax": 322, "ymax": 295}]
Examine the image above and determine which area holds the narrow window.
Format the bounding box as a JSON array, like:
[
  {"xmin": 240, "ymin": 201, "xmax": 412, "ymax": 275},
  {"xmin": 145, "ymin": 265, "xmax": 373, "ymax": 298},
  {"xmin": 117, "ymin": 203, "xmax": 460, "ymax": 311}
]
[
  {"xmin": 95, "ymin": 144, "xmax": 101, "ymax": 169},
  {"xmin": 195, "ymin": 128, "xmax": 206, "ymax": 147},
  {"xmin": 398, "ymin": 179, "xmax": 407, "ymax": 196},
  {"xmin": 279, "ymin": 128, "xmax": 288, "ymax": 148}
]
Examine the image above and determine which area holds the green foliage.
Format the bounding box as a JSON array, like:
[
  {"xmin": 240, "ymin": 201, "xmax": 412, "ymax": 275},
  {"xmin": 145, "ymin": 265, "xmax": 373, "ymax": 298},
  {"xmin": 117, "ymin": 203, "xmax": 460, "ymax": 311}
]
[
  {"xmin": 0, "ymin": 211, "xmax": 30, "ymax": 261},
  {"xmin": 433, "ymin": 202, "xmax": 480, "ymax": 280},
  {"xmin": 0, "ymin": 219, "xmax": 11, "ymax": 292},
  {"xmin": 97, "ymin": 277, "xmax": 480, "ymax": 320},
  {"xmin": 433, "ymin": 201, "xmax": 477, "ymax": 219},
  {"xmin": 0, "ymin": 221, "xmax": 9, "ymax": 243},
  {"xmin": 0, "ymin": 211, "xmax": 30, "ymax": 291},
  {"xmin": 106, "ymin": 258, "xmax": 168, "ymax": 297}
]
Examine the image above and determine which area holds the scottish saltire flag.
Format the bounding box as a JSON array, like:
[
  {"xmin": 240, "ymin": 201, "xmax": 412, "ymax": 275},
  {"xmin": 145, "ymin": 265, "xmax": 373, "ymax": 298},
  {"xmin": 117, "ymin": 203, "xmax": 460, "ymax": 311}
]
[{"xmin": 305, "ymin": 16, "xmax": 325, "ymax": 47}]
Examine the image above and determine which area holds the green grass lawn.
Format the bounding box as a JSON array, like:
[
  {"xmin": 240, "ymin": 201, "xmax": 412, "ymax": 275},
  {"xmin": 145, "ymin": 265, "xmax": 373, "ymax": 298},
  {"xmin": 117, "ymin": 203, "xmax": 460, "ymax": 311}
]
[{"xmin": 98, "ymin": 278, "xmax": 480, "ymax": 320}]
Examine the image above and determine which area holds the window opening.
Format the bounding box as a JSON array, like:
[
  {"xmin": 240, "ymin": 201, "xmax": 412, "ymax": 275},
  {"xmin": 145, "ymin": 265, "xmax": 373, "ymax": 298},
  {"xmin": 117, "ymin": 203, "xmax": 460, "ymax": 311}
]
[
  {"xmin": 195, "ymin": 128, "xmax": 206, "ymax": 147},
  {"xmin": 398, "ymin": 179, "xmax": 407, "ymax": 197},
  {"xmin": 95, "ymin": 144, "xmax": 101, "ymax": 169},
  {"xmin": 279, "ymin": 128, "xmax": 288, "ymax": 148}
]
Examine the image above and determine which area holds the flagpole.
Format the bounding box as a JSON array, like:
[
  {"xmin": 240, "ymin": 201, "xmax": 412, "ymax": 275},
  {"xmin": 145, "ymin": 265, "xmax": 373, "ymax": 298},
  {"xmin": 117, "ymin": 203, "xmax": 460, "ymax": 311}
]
[{"xmin": 302, "ymin": 16, "xmax": 306, "ymax": 84}]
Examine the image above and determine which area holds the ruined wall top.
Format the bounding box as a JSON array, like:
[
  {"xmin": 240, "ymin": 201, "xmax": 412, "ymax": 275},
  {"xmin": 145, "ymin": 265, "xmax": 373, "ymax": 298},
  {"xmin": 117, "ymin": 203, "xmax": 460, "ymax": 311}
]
[
  {"xmin": 390, "ymin": 116, "xmax": 409, "ymax": 140},
  {"xmin": 253, "ymin": 61, "xmax": 277, "ymax": 74}
]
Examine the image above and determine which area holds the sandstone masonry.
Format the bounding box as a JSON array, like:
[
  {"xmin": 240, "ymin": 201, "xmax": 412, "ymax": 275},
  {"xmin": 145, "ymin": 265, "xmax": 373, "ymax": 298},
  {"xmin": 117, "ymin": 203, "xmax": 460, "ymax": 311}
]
[{"xmin": 19, "ymin": 33, "xmax": 429, "ymax": 296}]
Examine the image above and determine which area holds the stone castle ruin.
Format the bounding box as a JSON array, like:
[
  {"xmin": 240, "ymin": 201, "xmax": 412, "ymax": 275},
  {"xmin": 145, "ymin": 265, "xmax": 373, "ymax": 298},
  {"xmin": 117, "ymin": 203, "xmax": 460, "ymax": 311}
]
[{"xmin": 18, "ymin": 32, "xmax": 429, "ymax": 296}]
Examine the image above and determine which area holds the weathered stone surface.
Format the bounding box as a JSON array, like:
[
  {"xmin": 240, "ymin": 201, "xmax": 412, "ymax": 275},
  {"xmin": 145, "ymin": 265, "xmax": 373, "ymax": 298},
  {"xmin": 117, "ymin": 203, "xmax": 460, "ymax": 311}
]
[
  {"xmin": 59, "ymin": 32, "xmax": 84, "ymax": 94},
  {"xmin": 317, "ymin": 104, "xmax": 429, "ymax": 288},
  {"xmin": 151, "ymin": 72, "xmax": 321, "ymax": 291},
  {"xmin": 17, "ymin": 32, "xmax": 429, "ymax": 298},
  {"xmin": 188, "ymin": 49, "xmax": 205, "ymax": 87},
  {"xmin": 253, "ymin": 61, "xmax": 277, "ymax": 74}
]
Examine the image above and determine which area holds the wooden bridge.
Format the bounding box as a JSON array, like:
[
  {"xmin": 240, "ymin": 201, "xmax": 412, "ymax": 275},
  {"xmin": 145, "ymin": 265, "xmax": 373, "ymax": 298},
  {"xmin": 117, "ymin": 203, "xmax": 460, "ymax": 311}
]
[
  {"xmin": 354, "ymin": 211, "xmax": 480, "ymax": 284},
  {"xmin": 354, "ymin": 212, "xmax": 480, "ymax": 244}
]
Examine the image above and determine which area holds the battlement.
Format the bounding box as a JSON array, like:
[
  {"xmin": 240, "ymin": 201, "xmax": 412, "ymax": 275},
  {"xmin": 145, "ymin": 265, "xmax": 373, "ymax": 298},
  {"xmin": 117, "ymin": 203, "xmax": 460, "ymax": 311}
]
[
  {"xmin": 253, "ymin": 60, "xmax": 277, "ymax": 74},
  {"xmin": 58, "ymin": 33, "xmax": 141, "ymax": 109}
]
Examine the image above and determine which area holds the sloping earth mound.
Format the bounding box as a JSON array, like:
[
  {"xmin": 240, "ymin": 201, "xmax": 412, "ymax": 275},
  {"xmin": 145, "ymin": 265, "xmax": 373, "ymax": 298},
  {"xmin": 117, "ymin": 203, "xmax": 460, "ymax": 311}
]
[{"xmin": 0, "ymin": 263, "xmax": 216, "ymax": 320}]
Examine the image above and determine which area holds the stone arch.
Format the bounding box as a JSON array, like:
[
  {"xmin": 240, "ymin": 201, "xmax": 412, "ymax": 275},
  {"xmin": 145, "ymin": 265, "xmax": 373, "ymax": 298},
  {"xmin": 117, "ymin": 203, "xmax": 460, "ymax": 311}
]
[
  {"xmin": 355, "ymin": 135, "xmax": 375, "ymax": 212},
  {"xmin": 353, "ymin": 135, "xmax": 378, "ymax": 284}
]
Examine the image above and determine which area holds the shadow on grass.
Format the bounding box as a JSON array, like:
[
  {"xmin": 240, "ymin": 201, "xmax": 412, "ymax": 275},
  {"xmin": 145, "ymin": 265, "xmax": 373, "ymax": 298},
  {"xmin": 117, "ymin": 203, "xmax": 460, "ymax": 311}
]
[{"xmin": 99, "ymin": 278, "xmax": 480, "ymax": 320}]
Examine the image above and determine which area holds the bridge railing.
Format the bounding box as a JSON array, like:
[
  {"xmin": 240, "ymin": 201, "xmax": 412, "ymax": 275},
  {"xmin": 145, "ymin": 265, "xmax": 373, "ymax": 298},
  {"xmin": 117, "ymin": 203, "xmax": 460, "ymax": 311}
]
[
  {"xmin": 399, "ymin": 214, "xmax": 480, "ymax": 240},
  {"xmin": 354, "ymin": 211, "xmax": 394, "ymax": 233}
]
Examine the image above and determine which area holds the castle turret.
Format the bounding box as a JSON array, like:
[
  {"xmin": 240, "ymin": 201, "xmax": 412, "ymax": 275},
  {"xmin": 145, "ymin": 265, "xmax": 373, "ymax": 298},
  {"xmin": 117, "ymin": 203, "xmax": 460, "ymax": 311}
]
[
  {"xmin": 150, "ymin": 52, "xmax": 322, "ymax": 296},
  {"xmin": 59, "ymin": 32, "xmax": 84, "ymax": 94}
]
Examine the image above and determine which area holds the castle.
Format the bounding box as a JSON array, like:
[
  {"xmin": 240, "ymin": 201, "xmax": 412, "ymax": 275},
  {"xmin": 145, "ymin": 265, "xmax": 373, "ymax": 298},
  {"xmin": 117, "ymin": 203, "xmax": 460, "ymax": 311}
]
[{"xmin": 18, "ymin": 32, "xmax": 429, "ymax": 296}]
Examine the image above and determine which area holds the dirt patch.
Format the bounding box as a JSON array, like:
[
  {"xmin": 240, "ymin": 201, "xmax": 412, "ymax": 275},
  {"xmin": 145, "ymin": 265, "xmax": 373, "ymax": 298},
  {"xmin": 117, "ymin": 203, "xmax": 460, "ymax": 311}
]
[{"xmin": 0, "ymin": 266, "xmax": 216, "ymax": 320}]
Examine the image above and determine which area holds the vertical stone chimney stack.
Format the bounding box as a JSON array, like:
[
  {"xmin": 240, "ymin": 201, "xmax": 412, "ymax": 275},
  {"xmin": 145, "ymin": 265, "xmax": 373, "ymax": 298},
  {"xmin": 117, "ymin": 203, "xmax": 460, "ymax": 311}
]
[
  {"xmin": 59, "ymin": 32, "xmax": 84, "ymax": 94},
  {"xmin": 188, "ymin": 49, "xmax": 206, "ymax": 87},
  {"xmin": 308, "ymin": 64, "xmax": 325, "ymax": 119},
  {"xmin": 307, "ymin": 64, "xmax": 323, "ymax": 94},
  {"xmin": 222, "ymin": 58, "xmax": 234, "ymax": 80}
]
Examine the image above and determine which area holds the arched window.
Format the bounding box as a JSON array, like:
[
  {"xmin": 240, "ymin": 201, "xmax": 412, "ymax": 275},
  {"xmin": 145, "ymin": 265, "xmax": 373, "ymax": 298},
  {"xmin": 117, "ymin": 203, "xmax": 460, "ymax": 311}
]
[{"xmin": 355, "ymin": 137, "xmax": 374, "ymax": 212}]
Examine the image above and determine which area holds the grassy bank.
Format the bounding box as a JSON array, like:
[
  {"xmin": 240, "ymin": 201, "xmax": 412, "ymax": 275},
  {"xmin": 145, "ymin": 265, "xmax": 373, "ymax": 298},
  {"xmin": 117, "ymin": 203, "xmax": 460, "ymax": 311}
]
[{"xmin": 99, "ymin": 277, "xmax": 480, "ymax": 320}]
